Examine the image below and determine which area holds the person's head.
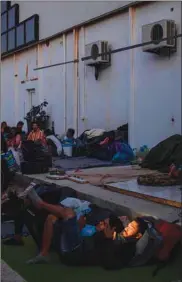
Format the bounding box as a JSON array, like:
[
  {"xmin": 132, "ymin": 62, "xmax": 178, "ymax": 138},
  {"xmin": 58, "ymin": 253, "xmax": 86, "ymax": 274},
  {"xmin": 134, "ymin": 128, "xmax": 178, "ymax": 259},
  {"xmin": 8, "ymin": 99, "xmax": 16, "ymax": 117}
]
[
  {"xmin": 122, "ymin": 217, "xmax": 148, "ymax": 239},
  {"xmin": 97, "ymin": 214, "xmax": 124, "ymax": 235},
  {"xmin": 10, "ymin": 127, "xmax": 17, "ymax": 137},
  {"xmin": 66, "ymin": 128, "xmax": 75, "ymax": 139},
  {"xmin": 3, "ymin": 126, "xmax": 11, "ymax": 134},
  {"xmin": 44, "ymin": 129, "xmax": 53, "ymax": 137},
  {"xmin": 17, "ymin": 121, "xmax": 24, "ymax": 131},
  {"xmin": 32, "ymin": 122, "xmax": 39, "ymax": 132},
  {"xmin": 1, "ymin": 121, "xmax": 7, "ymax": 130}
]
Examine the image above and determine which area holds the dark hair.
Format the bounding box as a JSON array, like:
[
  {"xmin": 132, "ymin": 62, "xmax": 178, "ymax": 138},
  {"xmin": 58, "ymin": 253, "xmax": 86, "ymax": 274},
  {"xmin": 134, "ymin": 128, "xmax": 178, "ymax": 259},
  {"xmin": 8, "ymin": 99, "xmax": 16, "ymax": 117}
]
[
  {"xmin": 31, "ymin": 121, "xmax": 39, "ymax": 127},
  {"xmin": 1, "ymin": 121, "xmax": 7, "ymax": 127},
  {"xmin": 17, "ymin": 121, "xmax": 24, "ymax": 126},
  {"xmin": 134, "ymin": 217, "xmax": 148, "ymax": 235},
  {"xmin": 11, "ymin": 127, "xmax": 17, "ymax": 131},
  {"xmin": 67, "ymin": 128, "xmax": 75, "ymax": 137},
  {"xmin": 3, "ymin": 126, "xmax": 11, "ymax": 134},
  {"xmin": 109, "ymin": 214, "xmax": 124, "ymax": 233},
  {"xmin": 11, "ymin": 127, "xmax": 18, "ymax": 136}
]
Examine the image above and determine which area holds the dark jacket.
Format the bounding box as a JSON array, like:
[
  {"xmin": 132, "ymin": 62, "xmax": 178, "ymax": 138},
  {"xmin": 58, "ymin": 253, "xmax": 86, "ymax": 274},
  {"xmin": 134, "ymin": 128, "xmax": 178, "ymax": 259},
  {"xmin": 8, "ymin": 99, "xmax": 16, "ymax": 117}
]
[
  {"xmin": 1, "ymin": 133, "xmax": 7, "ymax": 153},
  {"xmin": 60, "ymin": 232, "xmax": 136, "ymax": 270}
]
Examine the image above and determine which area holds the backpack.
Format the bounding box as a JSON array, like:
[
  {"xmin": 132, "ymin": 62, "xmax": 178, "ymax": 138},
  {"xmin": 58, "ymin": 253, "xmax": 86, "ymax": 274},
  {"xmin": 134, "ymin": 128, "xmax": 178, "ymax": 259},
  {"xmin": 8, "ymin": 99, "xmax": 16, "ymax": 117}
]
[
  {"xmin": 152, "ymin": 219, "xmax": 182, "ymax": 276},
  {"xmin": 129, "ymin": 217, "xmax": 182, "ymax": 276},
  {"xmin": 129, "ymin": 218, "xmax": 163, "ymax": 267}
]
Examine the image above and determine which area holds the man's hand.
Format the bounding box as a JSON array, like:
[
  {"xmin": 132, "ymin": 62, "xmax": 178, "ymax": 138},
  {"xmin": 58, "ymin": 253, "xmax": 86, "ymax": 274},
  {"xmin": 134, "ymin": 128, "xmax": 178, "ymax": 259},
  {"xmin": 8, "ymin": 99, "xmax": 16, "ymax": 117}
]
[{"xmin": 103, "ymin": 223, "xmax": 115, "ymax": 239}]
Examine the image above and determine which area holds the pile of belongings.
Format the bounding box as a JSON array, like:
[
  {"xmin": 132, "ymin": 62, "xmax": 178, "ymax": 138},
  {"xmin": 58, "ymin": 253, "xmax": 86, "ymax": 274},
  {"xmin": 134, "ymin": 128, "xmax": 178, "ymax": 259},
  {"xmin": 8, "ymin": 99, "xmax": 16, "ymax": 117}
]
[
  {"xmin": 140, "ymin": 135, "xmax": 182, "ymax": 172},
  {"xmin": 137, "ymin": 172, "xmax": 182, "ymax": 186},
  {"xmin": 20, "ymin": 140, "xmax": 52, "ymax": 174},
  {"xmin": 137, "ymin": 135, "xmax": 182, "ymax": 186},
  {"xmin": 73, "ymin": 124, "xmax": 134, "ymax": 164},
  {"xmin": 132, "ymin": 145, "xmax": 150, "ymax": 165}
]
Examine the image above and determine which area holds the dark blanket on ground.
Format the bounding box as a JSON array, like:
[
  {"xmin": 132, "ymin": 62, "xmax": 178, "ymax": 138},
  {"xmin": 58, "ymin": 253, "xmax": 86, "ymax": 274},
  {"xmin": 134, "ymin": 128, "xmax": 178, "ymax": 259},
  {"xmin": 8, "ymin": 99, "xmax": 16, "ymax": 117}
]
[
  {"xmin": 53, "ymin": 157, "xmax": 114, "ymax": 171},
  {"xmin": 141, "ymin": 135, "xmax": 182, "ymax": 172}
]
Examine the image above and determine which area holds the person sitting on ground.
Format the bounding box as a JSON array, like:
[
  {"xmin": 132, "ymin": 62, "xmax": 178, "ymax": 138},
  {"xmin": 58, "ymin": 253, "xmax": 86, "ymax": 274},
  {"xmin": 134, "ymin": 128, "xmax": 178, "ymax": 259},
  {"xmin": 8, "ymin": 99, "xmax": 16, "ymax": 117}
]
[
  {"xmin": 1, "ymin": 121, "xmax": 8, "ymax": 133},
  {"xmin": 16, "ymin": 121, "xmax": 26, "ymax": 140},
  {"xmin": 7, "ymin": 127, "xmax": 22, "ymax": 149},
  {"xmin": 27, "ymin": 122, "xmax": 47, "ymax": 146},
  {"xmin": 25, "ymin": 188, "xmax": 147, "ymax": 269},
  {"xmin": 44, "ymin": 129, "xmax": 62, "ymax": 157},
  {"xmin": 2, "ymin": 125, "xmax": 11, "ymax": 141},
  {"xmin": 1, "ymin": 133, "xmax": 10, "ymax": 194},
  {"xmin": 62, "ymin": 128, "xmax": 75, "ymax": 144}
]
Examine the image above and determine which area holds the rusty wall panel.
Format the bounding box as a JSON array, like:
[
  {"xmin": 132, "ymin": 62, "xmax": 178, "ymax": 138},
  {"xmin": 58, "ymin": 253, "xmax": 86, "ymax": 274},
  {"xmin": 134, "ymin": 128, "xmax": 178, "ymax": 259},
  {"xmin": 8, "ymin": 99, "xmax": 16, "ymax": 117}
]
[
  {"xmin": 133, "ymin": 1, "xmax": 181, "ymax": 148},
  {"xmin": 73, "ymin": 29, "xmax": 79, "ymax": 136},
  {"xmin": 80, "ymin": 13, "xmax": 130, "ymax": 132}
]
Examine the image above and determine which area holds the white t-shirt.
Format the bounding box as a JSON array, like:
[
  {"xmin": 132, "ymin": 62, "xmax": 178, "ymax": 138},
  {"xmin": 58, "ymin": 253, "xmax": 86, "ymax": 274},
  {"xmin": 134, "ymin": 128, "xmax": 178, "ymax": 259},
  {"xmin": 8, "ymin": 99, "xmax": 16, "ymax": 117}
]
[{"xmin": 46, "ymin": 135, "xmax": 62, "ymax": 156}]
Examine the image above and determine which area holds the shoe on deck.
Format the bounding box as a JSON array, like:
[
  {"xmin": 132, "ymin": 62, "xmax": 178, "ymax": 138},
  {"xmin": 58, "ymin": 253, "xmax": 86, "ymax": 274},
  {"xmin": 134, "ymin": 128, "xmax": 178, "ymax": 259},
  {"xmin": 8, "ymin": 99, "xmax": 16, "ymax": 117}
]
[{"xmin": 26, "ymin": 254, "xmax": 49, "ymax": 264}]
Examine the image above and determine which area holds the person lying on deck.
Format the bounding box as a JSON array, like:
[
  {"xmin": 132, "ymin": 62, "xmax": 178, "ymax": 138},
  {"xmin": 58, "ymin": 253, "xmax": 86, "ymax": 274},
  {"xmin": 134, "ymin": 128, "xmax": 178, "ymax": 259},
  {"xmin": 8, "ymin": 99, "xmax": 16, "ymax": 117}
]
[{"xmin": 26, "ymin": 188, "xmax": 147, "ymax": 269}]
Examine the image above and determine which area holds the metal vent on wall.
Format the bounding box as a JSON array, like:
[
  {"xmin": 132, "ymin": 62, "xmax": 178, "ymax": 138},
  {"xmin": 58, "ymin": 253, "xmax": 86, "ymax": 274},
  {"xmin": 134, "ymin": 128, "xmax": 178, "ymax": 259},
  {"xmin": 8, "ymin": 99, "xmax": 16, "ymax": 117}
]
[
  {"xmin": 85, "ymin": 40, "xmax": 111, "ymax": 80},
  {"xmin": 142, "ymin": 19, "xmax": 177, "ymax": 54},
  {"xmin": 85, "ymin": 40, "xmax": 110, "ymax": 65}
]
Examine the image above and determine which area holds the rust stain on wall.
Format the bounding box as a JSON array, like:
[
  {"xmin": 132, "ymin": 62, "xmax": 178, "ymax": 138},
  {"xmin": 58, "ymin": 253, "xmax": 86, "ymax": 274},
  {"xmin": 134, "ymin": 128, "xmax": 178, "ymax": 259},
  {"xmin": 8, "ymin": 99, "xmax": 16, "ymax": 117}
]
[
  {"xmin": 25, "ymin": 63, "xmax": 29, "ymax": 80},
  {"xmin": 36, "ymin": 45, "xmax": 39, "ymax": 67},
  {"xmin": 74, "ymin": 29, "xmax": 79, "ymax": 136}
]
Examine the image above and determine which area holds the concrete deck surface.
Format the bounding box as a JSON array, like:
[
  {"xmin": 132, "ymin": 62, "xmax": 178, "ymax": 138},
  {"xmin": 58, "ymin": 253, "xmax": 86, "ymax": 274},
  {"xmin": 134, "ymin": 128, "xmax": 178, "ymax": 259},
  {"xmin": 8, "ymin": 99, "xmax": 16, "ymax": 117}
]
[
  {"xmin": 1, "ymin": 260, "xmax": 26, "ymax": 282},
  {"xmin": 16, "ymin": 172, "xmax": 181, "ymax": 222}
]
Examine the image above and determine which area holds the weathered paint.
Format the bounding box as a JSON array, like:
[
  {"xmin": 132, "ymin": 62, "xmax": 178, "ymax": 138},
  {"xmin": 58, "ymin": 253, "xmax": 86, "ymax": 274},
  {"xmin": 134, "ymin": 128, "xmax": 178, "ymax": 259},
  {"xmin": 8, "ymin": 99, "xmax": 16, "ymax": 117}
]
[
  {"xmin": 133, "ymin": 1, "xmax": 181, "ymax": 148},
  {"xmin": 63, "ymin": 34, "xmax": 67, "ymax": 132},
  {"xmin": 82, "ymin": 12, "xmax": 130, "ymax": 132},
  {"xmin": 129, "ymin": 6, "xmax": 136, "ymax": 148},
  {"xmin": 1, "ymin": 1, "xmax": 182, "ymax": 148},
  {"xmin": 73, "ymin": 29, "xmax": 79, "ymax": 136}
]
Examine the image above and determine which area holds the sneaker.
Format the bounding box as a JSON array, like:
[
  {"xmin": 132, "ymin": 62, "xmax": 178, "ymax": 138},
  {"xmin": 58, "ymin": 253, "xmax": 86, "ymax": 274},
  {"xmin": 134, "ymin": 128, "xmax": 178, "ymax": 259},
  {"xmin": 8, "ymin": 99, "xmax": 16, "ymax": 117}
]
[
  {"xmin": 18, "ymin": 181, "xmax": 38, "ymax": 199},
  {"xmin": 26, "ymin": 254, "xmax": 49, "ymax": 264}
]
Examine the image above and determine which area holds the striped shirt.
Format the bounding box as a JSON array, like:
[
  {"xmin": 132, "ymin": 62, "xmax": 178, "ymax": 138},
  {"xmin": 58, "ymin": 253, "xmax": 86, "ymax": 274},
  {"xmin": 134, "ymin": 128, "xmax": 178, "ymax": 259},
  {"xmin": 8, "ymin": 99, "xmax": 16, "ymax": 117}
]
[{"xmin": 27, "ymin": 129, "xmax": 47, "ymax": 145}]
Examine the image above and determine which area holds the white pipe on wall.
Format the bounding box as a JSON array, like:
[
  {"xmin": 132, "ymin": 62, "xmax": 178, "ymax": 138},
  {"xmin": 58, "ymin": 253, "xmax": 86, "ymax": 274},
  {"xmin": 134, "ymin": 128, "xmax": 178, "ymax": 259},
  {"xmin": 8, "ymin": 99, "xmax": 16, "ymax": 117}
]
[
  {"xmin": 129, "ymin": 6, "xmax": 136, "ymax": 148},
  {"xmin": 63, "ymin": 34, "xmax": 67, "ymax": 132},
  {"xmin": 73, "ymin": 29, "xmax": 79, "ymax": 137},
  {"xmin": 14, "ymin": 54, "xmax": 19, "ymax": 123}
]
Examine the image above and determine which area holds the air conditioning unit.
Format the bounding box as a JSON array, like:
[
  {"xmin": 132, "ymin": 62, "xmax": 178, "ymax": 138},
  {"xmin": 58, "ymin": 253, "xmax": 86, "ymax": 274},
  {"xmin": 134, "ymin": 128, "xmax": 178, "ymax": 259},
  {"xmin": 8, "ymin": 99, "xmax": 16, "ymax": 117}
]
[
  {"xmin": 85, "ymin": 41, "xmax": 110, "ymax": 65},
  {"xmin": 142, "ymin": 20, "xmax": 176, "ymax": 53}
]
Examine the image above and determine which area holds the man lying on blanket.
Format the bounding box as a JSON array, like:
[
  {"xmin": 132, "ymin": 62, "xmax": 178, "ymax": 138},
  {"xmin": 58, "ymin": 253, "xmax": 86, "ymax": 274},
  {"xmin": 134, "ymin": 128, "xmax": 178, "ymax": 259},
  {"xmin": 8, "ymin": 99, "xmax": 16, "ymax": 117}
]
[{"xmin": 26, "ymin": 187, "xmax": 147, "ymax": 269}]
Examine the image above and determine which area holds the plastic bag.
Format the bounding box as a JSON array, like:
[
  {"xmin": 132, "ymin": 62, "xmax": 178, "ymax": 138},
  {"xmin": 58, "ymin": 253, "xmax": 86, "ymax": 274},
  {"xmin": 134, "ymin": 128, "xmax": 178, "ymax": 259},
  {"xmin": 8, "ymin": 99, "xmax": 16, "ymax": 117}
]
[
  {"xmin": 8, "ymin": 147, "xmax": 21, "ymax": 167},
  {"xmin": 60, "ymin": 197, "xmax": 91, "ymax": 219},
  {"xmin": 81, "ymin": 225, "xmax": 97, "ymax": 237},
  {"xmin": 1, "ymin": 150, "xmax": 18, "ymax": 172}
]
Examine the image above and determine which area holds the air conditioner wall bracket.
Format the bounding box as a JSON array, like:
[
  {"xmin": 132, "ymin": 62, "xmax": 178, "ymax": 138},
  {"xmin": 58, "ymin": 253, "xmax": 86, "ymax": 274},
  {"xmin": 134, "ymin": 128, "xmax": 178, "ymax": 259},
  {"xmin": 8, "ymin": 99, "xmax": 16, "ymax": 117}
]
[{"xmin": 88, "ymin": 48, "xmax": 111, "ymax": 80}]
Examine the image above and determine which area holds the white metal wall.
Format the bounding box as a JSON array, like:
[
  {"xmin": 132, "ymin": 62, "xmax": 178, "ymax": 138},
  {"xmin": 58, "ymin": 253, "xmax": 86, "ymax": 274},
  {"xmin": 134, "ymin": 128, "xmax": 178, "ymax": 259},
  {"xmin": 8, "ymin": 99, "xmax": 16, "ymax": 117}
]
[
  {"xmin": 130, "ymin": 1, "xmax": 182, "ymax": 148},
  {"xmin": 79, "ymin": 13, "xmax": 130, "ymax": 133},
  {"xmin": 12, "ymin": 1, "xmax": 130, "ymax": 40},
  {"xmin": 1, "ymin": 1, "xmax": 181, "ymax": 148}
]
